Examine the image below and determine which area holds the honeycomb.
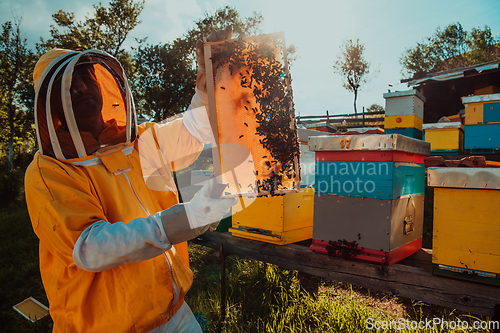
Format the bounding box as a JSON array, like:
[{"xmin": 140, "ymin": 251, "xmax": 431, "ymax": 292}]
[{"xmin": 206, "ymin": 33, "xmax": 300, "ymax": 196}]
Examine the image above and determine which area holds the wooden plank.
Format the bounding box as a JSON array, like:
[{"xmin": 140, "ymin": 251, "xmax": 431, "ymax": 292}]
[{"xmin": 193, "ymin": 232, "xmax": 500, "ymax": 317}]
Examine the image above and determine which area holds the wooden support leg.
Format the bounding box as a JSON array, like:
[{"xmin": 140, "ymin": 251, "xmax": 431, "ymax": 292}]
[
  {"xmin": 218, "ymin": 243, "xmax": 227, "ymax": 333},
  {"xmin": 493, "ymin": 304, "xmax": 500, "ymax": 333}
]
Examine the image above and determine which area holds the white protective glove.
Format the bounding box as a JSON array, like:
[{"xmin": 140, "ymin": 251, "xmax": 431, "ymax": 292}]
[
  {"xmin": 159, "ymin": 179, "xmax": 237, "ymax": 245},
  {"xmin": 185, "ymin": 178, "xmax": 237, "ymax": 229}
]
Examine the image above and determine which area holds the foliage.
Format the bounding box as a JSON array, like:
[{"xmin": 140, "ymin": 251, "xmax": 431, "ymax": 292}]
[
  {"xmin": 133, "ymin": 42, "xmax": 196, "ymax": 121},
  {"xmin": 333, "ymin": 39, "xmax": 371, "ymax": 115},
  {"xmin": 366, "ymin": 103, "xmax": 384, "ymax": 113},
  {"xmin": 38, "ymin": 0, "xmax": 144, "ymax": 57},
  {"xmin": 0, "ymin": 19, "xmax": 36, "ymax": 178},
  {"xmin": 133, "ymin": 6, "xmax": 266, "ymax": 121},
  {"xmin": 183, "ymin": 6, "xmax": 264, "ymax": 56},
  {"xmin": 400, "ymin": 23, "xmax": 500, "ymax": 78},
  {"xmin": 37, "ymin": 0, "xmax": 145, "ymax": 79}
]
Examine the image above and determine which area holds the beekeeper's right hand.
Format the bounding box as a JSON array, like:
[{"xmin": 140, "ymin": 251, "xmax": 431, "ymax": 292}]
[
  {"xmin": 160, "ymin": 180, "xmax": 237, "ymax": 244},
  {"xmin": 73, "ymin": 180, "xmax": 237, "ymax": 272}
]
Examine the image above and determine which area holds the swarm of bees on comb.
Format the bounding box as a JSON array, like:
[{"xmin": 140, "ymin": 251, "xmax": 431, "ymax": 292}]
[{"xmin": 209, "ymin": 34, "xmax": 300, "ymax": 196}]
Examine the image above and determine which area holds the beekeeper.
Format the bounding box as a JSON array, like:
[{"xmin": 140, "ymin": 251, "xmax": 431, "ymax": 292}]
[{"xmin": 25, "ymin": 27, "xmax": 235, "ymax": 332}]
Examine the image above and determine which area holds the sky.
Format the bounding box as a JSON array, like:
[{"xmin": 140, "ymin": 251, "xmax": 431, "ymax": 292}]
[{"xmin": 1, "ymin": 0, "xmax": 500, "ymax": 117}]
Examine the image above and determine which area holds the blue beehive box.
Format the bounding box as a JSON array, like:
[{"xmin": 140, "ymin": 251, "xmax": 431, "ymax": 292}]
[{"xmin": 464, "ymin": 123, "xmax": 500, "ymax": 153}]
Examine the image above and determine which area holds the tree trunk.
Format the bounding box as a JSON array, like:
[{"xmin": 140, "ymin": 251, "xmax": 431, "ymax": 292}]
[
  {"xmin": 7, "ymin": 83, "xmax": 15, "ymax": 172},
  {"xmin": 353, "ymin": 89, "xmax": 358, "ymax": 115}
]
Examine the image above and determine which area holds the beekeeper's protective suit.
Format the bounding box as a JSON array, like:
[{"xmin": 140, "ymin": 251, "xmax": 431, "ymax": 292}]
[{"xmin": 25, "ymin": 28, "xmax": 235, "ymax": 333}]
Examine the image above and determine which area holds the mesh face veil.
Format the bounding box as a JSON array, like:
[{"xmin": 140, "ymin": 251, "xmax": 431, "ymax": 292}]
[{"xmin": 33, "ymin": 49, "xmax": 137, "ymax": 160}]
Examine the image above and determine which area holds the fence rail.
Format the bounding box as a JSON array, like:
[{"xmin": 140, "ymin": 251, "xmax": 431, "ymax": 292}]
[{"xmin": 297, "ymin": 110, "xmax": 385, "ymax": 130}]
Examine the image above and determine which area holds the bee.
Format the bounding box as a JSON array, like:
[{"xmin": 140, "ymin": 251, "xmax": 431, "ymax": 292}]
[
  {"xmin": 220, "ymin": 86, "xmax": 226, "ymax": 90},
  {"xmin": 239, "ymin": 135, "xmax": 244, "ymax": 138},
  {"xmin": 244, "ymin": 122, "xmax": 248, "ymax": 127}
]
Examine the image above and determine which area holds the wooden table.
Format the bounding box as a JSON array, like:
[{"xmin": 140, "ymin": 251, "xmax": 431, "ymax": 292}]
[{"xmin": 193, "ymin": 231, "xmax": 500, "ymax": 319}]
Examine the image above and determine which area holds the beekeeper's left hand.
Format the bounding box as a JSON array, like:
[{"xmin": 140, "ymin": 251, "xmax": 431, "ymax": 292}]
[{"xmin": 195, "ymin": 26, "xmax": 233, "ymax": 93}]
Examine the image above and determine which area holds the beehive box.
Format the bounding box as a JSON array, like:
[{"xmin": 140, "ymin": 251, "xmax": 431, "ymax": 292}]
[
  {"xmin": 229, "ymin": 187, "xmax": 314, "ymax": 245},
  {"xmin": 462, "ymin": 93, "xmax": 500, "ymax": 125},
  {"xmin": 204, "ymin": 32, "xmax": 300, "ymax": 197},
  {"xmin": 464, "ymin": 123, "xmax": 500, "ymax": 152},
  {"xmin": 297, "ymin": 127, "xmax": 328, "ymax": 188},
  {"xmin": 428, "ymin": 167, "xmax": 500, "ymax": 285},
  {"xmin": 422, "ymin": 122, "xmax": 464, "ymax": 155},
  {"xmin": 383, "ymin": 89, "xmax": 426, "ymax": 119},
  {"xmin": 383, "ymin": 90, "xmax": 425, "ymax": 140},
  {"xmin": 229, "ymin": 127, "xmax": 323, "ymax": 244},
  {"xmin": 309, "ymin": 134, "xmax": 430, "ymax": 264},
  {"xmin": 384, "ymin": 114, "xmax": 423, "ymax": 130},
  {"xmin": 384, "ymin": 127, "xmax": 423, "ymax": 140}
]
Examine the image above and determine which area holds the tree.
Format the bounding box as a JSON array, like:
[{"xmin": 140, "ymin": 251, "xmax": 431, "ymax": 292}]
[
  {"xmin": 366, "ymin": 103, "xmax": 384, "ymax": 113},
  {"xmin": 0, "ymin": 18, "xmax": 36, "ymax": 198},
  {"xmin": 333, "ymin": 38, "xmax": 371, "ymax": 115},
  {"xmin": 400, "ymin": 23, "xmax": 500, "ymax": 78},
  {"xmin": 133, "ymin": 6, "xmax": 266, "ymax": 121},
  {"xmin": 0, "ymin": 19, "xmax": 35, "ymax": 171},
  {"xmin": 134, "ymin": 42, "xmax": 196, "ymax": 121},
  {"xmin": 38, "ymin": 0, "xmax": 145, "ymax": 77}
]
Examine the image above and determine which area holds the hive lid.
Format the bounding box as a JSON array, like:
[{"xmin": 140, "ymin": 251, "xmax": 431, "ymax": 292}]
[
  {"xmin": 308, "ymin": 134, "xmax": 430, "ymax": 155},
  {"xmin": 383, "ymin": 89, "xmax": 426, "ymax": 102},
  {"xmin": 422, "ymin": 122, "xmax": 464, "ymax": 130},
  {"xmin": 427, "ymin": 167, "xmax": 500, "ymax": 189},
  {"xmin": 462, "ymin": 93, "xmax": 500, "ymax": 104}
]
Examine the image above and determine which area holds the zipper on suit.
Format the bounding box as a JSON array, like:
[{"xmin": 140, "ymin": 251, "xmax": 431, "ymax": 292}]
[{"xmin": 120, "ymin": 169, "xmax": 180, "ymax": 316}]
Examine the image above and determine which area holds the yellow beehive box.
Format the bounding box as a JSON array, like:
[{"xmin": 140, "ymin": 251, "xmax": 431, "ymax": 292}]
[
  {"xmin": 462, "ymin": 93, "xmax": 500, "ymax": 125},
  {"xmin": 229, "ymin": 187, "xmax": 314, "ymax": 245},
  {"xmin": 422, "ymin": 122, "xmax": 464, "ymax": 155},
  {"xmin": 384, "ymin": 114, "xmax": 423, "ymax": 130},
  {"xmin": 428, "ymin": 167, "xmax": 500, "ymax": 282}
]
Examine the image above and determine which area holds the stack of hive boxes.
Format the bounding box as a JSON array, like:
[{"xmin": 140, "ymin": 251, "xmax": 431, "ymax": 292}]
[
  {"xmin": 462, "ymin": 87, "xmax": 500, "ymax": 153},
  {"xmin": 309, "ymin": 134, "xmax": 430, "ymax": 265},
  {"xmin": 428, "ymin": 166, "xmax": 500, "ymax": 285},
  {"xmin": 383, "ymin": 90, "xmax": 425, "ymax": 140}
]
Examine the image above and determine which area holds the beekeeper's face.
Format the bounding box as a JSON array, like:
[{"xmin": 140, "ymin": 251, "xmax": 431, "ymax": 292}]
[{"xmin": 70, "ymin": 64, "xmax": 103, "ymax": 120}]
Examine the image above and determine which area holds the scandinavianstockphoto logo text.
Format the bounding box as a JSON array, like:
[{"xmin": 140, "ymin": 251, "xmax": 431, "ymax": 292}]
[{"xmin": 314, "ymin": 161, "xmax": 390, "ymax": 195}]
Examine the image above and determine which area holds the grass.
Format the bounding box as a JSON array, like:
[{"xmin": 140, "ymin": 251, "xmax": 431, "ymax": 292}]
[
  {"xmin": 0, "ymin": 199, "xmax": 53, "ymax": 332},
  {"xmin": 186, "ymin": 244, "xmax": 493, "ymax": 333},
  {"xmin": 1, "ymin": 199, "xmax": 494, "ymax": 333}
]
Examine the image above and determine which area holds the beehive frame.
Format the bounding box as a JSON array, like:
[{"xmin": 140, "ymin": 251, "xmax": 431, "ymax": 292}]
[{"xmin": 204, "ymin": 32, "xmax": 300, "ymax": 197}]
